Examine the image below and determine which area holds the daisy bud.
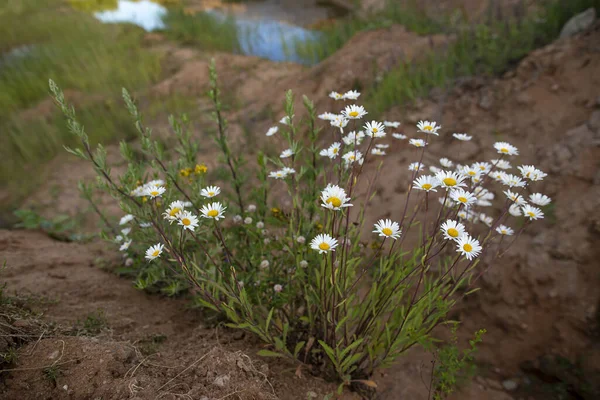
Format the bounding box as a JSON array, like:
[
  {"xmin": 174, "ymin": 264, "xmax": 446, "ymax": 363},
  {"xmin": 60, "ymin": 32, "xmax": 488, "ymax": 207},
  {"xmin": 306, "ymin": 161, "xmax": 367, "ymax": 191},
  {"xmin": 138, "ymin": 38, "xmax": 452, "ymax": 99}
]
[
  {"xmin": 256, "ymin": 221, "xmax": 265, "ymax": 229},
  {"xmin": 247, "ymin": 204, "xmax": 257, "ymax": 212},
  {"xmin": 260, "ymin": 260, "xmax": 270, "ymax": 269},
  {"xmin": 299, "ymin": 260, "xmax": 308, "ymax": 268},
  {"xmin": 296, "ymin": 236, "xmax": 306, "ymax": 244},
  {"xmin": 125, "ymin": 258, "xmax": 134, "ymax": 267},
  {"xmin": 244, "ymin": 217, "xmax": 253, "ymax": 225},
  {"xmin": 274, "ymin": 284, "xmax": 283, "ymax": 293},
  {"xmin": 233, "ymin": 215, "xmax": 242, "ymax": 224},
  {"xmin": 238, "ymin": 281, "xmax": 244, "ymax": 288},
  {"xmin": 264, "ymin": 238, "xmax": 270, "ymax": 245}
]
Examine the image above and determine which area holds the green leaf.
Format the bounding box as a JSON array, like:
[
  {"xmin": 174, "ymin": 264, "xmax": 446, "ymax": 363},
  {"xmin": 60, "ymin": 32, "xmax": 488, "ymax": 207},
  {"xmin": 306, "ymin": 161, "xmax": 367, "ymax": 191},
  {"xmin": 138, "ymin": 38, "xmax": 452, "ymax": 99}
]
[
  {"xmin": 265, "ymin": 308, "xmax": 274, "ymax": 332},
  {"xmin": 318, "ymin": 340, "xmax": 339, "ymax": 368},
  {"xmin": 293, "ymin": 341, "xmax": 305, "ymax": 358}
]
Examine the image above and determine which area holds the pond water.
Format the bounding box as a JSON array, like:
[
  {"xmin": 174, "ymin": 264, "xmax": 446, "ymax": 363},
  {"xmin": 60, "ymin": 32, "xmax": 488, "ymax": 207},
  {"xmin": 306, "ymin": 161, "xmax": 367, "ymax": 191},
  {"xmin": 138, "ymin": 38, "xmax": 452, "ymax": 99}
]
[{"xmin": 93, "ymin": 0, "xmax": 339, "ymax": 64}]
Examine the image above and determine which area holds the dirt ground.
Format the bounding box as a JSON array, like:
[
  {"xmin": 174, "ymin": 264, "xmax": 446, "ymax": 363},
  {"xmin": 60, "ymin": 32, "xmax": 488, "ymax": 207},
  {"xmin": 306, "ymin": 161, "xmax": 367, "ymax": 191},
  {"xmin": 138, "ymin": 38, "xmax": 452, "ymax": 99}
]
[{"xmin": 1, "ymin": 7, "xmax": 600, "ymax": 400}]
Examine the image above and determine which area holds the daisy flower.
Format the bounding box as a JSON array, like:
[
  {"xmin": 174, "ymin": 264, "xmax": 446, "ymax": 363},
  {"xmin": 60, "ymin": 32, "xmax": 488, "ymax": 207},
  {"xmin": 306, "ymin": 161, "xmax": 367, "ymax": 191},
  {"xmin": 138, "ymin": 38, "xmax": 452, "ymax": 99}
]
[
  {"xmin": 143, "ymin": 185, "xmax": 166, "ymax": 199},
  {"xmin": 139, "ymin": 222, "xmax": 152, "ymax": 228},
  {"xmin": 200, "ymin": 202, "xmax": 227, "ymax": 220},
  {"xmin": 384, "ymin": 121, "xmax": 401, "ymax": 128},
  {"xmin": 319, "ymin": 148, "xmax": 329, "ymax": 157},
  {"xmin": 274, "ymin": 284, "xmax": 283, "ymax": 293},
  {"xmin": 530, "ymin": 169, "xmax": 547, "ymax": 181},
  {"xmin": 115, "ymin": 235, "xmax": 124, "ymax": 243},
  {"xmin": 119, "ymin": 214, "xmax": 134, "ymax": 225},
  {"xmin": 320, "ymin": 184, "xmax": 352, "ymax": 210},
  {"xmin": 529, "ymin": 193, "xmax": 551, "ymax": 206},
  {"xmin": 496, "ymin": 225, "xmax": 514, "ymax": 235},
  {"xmin": 413, "ymin": 175, "xmax": 440, "ymax": 192},
  {"xmin": 508, "ymin": 203, "xmax": 522, "ymax": 217},
  {"xmin": 145, "ymin": 243, "xmax": 164, "ymax": 261},
  {"xmin": 435, "ymin": 171, "xmax": 466, "ymax": 189},
  {"xmin": 452, "ymin": 133, "xmax": 472, "ymax": 141},
  {"xmin": 201, "ymin": 185, "xmax": 221, "ymax": 198},
  {"xmin": 501, "ymin": 174, "xmax": 526, "ymax": 188},
  {"xmin": 329, "ymin": 91, "xmax": 343, "ymax": 100},
  {"xmin": 280, "ymin": 148, "xmax": 294, "ymax": 159},
  {"xmin": 473, "ymin": 162, "xmax": 492, "ymax": 173},
  {"xmin": 504, "ymin": 190, "xmax": 527, "ymax": 205},
  {"xmin": 163, "ymin": 200, "xmax": 186, "ymax": 223},
  {"xmin": 266, "ymin": 126, "xmax": 278, "ymax": 136},
  {"xmin": 450, "ymin": 188, "xmax": 477, "ymax": 208},
  {"xmin": 392, "ymin": 133, "xmax": 407, "ymax": 140},
  {"xmin": 479, "ymin": 213, "xmax": 494, "ymax": 227},
  {"xmin": 343, "ymin": 131, "xmax": 365, "ymax": 146},
  {"xmin": 326, "ymin": 142, "xmax": 342, "ymax": 159},
  {"xmin": 522, "ymin": 205, "xmax": 544, "ymax": 220},
  {"xmin": 440, "ymin": 158, "xmax": 453, "ymax": 168},
  {"xmin": 342, "ymin": 104, "xmax": 368, "ymax": 119},
  {"xmin": 343, "ymin": 90, "xmax": 360, "ymax": 100},
  {"xmin": 282, "ymin": 167, "xmax": 296, "ymax": 175},
  {"xmin": 440, "ymin": 220, "xmax": 466, "ymax": 241},
  {"xmin": 491, "ymin": 170, "xmax": 509, "ymax": 182},
  {"xmin": 364, "ymin": 121, "xmax": 386, "ymax": 138},
  {"xmin": 518, "ymin": 165, "xmax": 547, "ymax": 181},
  {"xmin": 279, "ymin": 115, "xmax": 293, "ymax": 125},
  {"xmin": 318, "ymin": 112, "xmax": 337, "ymax": 121},
  {"xmin": 310, "ymin": 234, "xmax": 338, "ymax": 254},
  {"xmin": 417, "ymin": 120, "xmax": 441, "ymax": 135},
  {"xmin": 371, "ymin": 148, "xmax": 386, "ymax": 155},
  {"xmin": 373, "ymin": 219, "xmax": 401, "ymax": 240},
  {"xmin": 269, "ymin": 170, "xmax": 287, "ymax": 179},
  {"xmin": 177, "ymin": 210, "xmax": 199, "ymax": 231},
  {"xmin": 460, "ymin": 165, "xmax": 481, "ymax": 179},
  {"xmin": 331, "ymin": 115, "xmax": 349, "ymax": 130},
  {"xmin": 494, "ymin": 141, "xmax": 519, "ymax": 156},
  {"xmin": 375, "ymin": 143, "xmax": 389, "ymax": 149},
  {"xmin": 119, "ymin": 239, "xmax": 132, "ymax": 252},
  {"xmin": 456, "ymin": 235, "xmax": 482, "ymax": 260},
  {"xmin": 408, "ymin": 162, "xmax": 425, "ymax": 171},
  {"xmin": 147, "ymin": 179, "xmax": 165, "ymax": 187},
  {"xmin": 409, "ymin": 138, "xmax": 426, "ymax": 147},
  {"xmin": 343, "ymin": 151, "xmax": 363, "ymax": 166},
  {"xmin": 491, "ymin": 159, "xmax": 512, "ymax": 170}
]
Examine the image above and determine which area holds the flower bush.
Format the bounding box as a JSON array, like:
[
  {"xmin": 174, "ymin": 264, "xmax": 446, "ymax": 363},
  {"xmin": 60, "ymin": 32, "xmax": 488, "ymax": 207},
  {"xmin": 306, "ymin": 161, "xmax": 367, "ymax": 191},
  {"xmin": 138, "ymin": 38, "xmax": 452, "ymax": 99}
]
[{"xmin": 49, "ymin": 61, "xmax": 549, "ymax": 394}]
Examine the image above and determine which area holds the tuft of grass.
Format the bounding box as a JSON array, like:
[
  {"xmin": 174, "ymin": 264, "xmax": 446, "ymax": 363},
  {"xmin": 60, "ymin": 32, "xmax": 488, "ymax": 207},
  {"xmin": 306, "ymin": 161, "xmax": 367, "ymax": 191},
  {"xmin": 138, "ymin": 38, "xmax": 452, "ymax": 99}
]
[
  {"xmin": 366, "ymin": 0, "xmax": 600, "ymax": 114},
  {"xmin": 75, "ymin": 310, "xmax": 109, "ymax": 336},
  {"xmin": 161, "ymin": 8, "xmax": 240, "ymax": 52},
  {"xmin": 43, "ymin": 364, "xmax": 62, "ymax": 386}
]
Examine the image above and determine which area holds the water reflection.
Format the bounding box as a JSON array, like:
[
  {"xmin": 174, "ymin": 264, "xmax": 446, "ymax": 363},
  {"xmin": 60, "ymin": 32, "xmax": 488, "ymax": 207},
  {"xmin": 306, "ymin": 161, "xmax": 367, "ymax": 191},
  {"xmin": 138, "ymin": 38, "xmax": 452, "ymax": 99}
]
[{"xmin": 95, "ymin": 0, "xmax": 167, "ymax": 31}]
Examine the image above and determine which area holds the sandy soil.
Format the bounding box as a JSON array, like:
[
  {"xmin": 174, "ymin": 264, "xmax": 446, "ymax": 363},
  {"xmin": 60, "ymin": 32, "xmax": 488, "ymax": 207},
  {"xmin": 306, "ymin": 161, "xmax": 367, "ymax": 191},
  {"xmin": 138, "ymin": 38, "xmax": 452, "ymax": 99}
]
[{"xmin": 1, "ymin": 9, "xmax": 599, "ymax": 400}]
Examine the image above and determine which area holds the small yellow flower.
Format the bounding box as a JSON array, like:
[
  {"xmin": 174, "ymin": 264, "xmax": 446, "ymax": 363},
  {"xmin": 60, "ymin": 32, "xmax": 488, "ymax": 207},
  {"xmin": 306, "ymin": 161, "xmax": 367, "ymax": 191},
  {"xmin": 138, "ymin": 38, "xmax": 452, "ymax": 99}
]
[
  {"xmin": 179, "ymin": 168, "xmax": 192, "ymax": 177},
  {"xmin": 194, "ymin": 164, "xmax": 208, "ymax": 174},
  {"xmin": 142, "ymin": 197, "xmax": 148, "ymax": 203},
  {"xmin": 271, "ymin": 207, "xmax": 281, "ymax": 215},
  {"xmin": 315, "ymin": 223, "xmax": 323, "ymax": 231}
]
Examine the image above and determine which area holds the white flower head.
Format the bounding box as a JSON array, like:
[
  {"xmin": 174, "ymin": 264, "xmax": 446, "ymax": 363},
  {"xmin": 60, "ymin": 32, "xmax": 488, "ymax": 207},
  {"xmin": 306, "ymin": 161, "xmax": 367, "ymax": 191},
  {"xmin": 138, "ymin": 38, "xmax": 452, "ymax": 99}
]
[
  {"xmin": 119, "ymin": 239, "xmax": 132, "ymax": 252},
  {"xmin": 392, "ymin": 133, "xmax": 407, "ymax": 140},
  {"xmin": 299, "ymin": 260, "xmax": 308, "ymax": 268},
  {"xmin": 266, "ymin": 126, "xmax": 278, "ymax": 137},
  {"xmin": 269, "ymin": 170, "xmax": 287, "ymax": 179},
  {"xmin": 504, "ymin": 190, "xmax": 527, "ymax": 205},
  {"xmin": 435, "ymin": 170, "xmax": 467, "ymax": 189},
  {"xmin": 201, "ymin": 185, "xmax": 221, "ymax": 198},
  {"xmin": 121, "ymin": 227, "xmax": 131, "ymax": 236},
  {"xmin": 329, "ymin": 91, "xmax": 344, "ymax": 100},
  {"xmin": 200, "ymin": 202, "xmax": 227, "ymax": 220},
  {"xmin": 491, "ymin": 159, "xmax": 512, "ymax": 170},
  {"xmin": 364, "ymin": 121, "xmax": 386, "ymax": 138},
  {"xmin": 518, "ymin": 165, "xmax": 547, "ymax": 181},
  {"xmin": 343, "ymin": 130, "xmax": 365, "ymax": 146},
  {"xmin": 145, "ymin": 243, "xmax": 164, "ymax": 261},
  {"xmin": 413, "ymin": 175, "xmax": 439, "ymax": 192},
  {"xmin": 522, "ymin": 204, "xmax": 544, "ymax": 220},
  {"xmin": 417, "ymin": 120, "xmax": 441, "ymax": 135},
  {"xmin": 280, "ymin": 148, "xmax": 294, "ymax": 159},
  {"xmin": 492, "ymin": 170, "xmax": 509, "ymax": 182},
  {"xmin": 508, "ymin": 203, "xmax": 522, "ymax": 217},
  {"xmin": 375, "ymin": 143, "xmax": 389, "ymax": 149},
  {"xmin": 371, "ymin": 148, "xmax": 386, "ymax": 156},
  {"xmin": 450, "ymin": 188, "xmax": 477, "ymax": 208},
  {"xmin": 373, "ymin": 219, "xmax": 401, "ymax": 240},
  {"xmin": 343, "ymin": 150, "xmax": 363, "ymax": 166},
  {"xmin": 429, "ymin": 166, "xmax": 442, "ymax": 174},
  {"xmin": 384, "ymin": 121, "xmax": 401, "ymax": 128},
  {"xmin": 409, "ymin": 138, "xmax": 426, "ymax": 147},
  {"xmin": 408, "ymin": 162, "xmax": 425, "ymax": 172},
  {"xmin": 143, "ymin": 185, "xmax": 166, "ymax": 199},
  {"xmin": 440, "ymin": 158, "xmax": 454, "ymax": 168},
  {"xmin": 494, "ymin": 141, "xmax": 519, "ymax": 156},
  {"xmin": 260, "ymin": 260, "xmax": 270, "ymax": 269},
  {"xmin": 296, "ymin": 235, "xmax": 306, "ymax": 244},
  {"xmin": 342, "ymin": 104, "xmax": 368, "ymax": 119},
  {"xmin": 452, "ymin": 133, "xmax": 472, "ymax": 141},
  {"xmin": 119, "ymin": 214, "xmax": 135, "ymax": 225},
  {"xmin": 460, "ymin": 165, "xmax": 481, "ymax": 179},
  {"xmin": 310, "ymin": 233, "xmax": 338, "ymax": 254},
  {"xmin": 440, "ymin": 220, "xmax": 466, "ymax": 241},
  {"xmin": 321, "ymin": 184, "xmax": 352, "ymax": 210},
  {"xmin": 327, "ymin": 142, "xmax": 342, "ymax": 159},
  {"xmin": 342, "ymin": 90, "xmax": 360, "ymax": 100},
  {"xmin": 473, "ymin": 162, "xmax": 492, "ymax": 173},
  {"xmin": 529, "ymin": 193, "xmax": 551, "ymax": 206},
  {"xmin": 163, "ymin": 200, "xmax": 187, "ymax": 223},
  {"xmin": 244, "ymin": 217, "xmax": 252, "ymax": 225},
  {"xmin": 496, "ymin": 225, "xmax": 514, "ymax": 235},
  {"xmin": 501, "ymin": 174, "xmax": 527, "ymax": 188},
  {"xmin": 479, "ymin": 213, "xmax": 494, "ymax": 227},
  {"xmin": 318, "ymin": 112, "xmax": 337, "ymax": 121},
  {"xmin": 177, "ymin": 210, "xmax": 199, "ymax": 231},
  {"xmin": 279, "ymin": 115, "xmax": 293, "ymax": 125},
  {"xmin": 147, "ymin": 179, "xmax": 165, "ymax": 187},
  {"xmin": 331, "ymin": 115, "xmax": 349, "ymax": 131},
  {"xmin": 456, "ymin": 234, "xmax": 482, "ymax": 260},
  {"xmin": 274, "ymin": 284, "xmax": 283, "ymax": 293},
  {"xmin": 247, "ymin": 204, "xmax": 257, "ymax": 212},
  {"xmin": 233, "ymin": 215, "xmax": 243, "ymax": 224},
  {"xmin": 282, "ymin": 167, "xmax": 295, "ymax": 175}
]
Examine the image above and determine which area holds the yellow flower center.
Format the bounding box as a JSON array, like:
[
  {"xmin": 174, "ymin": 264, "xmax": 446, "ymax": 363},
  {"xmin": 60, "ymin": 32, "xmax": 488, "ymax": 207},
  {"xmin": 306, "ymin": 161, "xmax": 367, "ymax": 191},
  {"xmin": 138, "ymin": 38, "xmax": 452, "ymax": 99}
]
[
  {"xmin": 349, "ymin": 111, "xmax": 359, "ymax": 117},
  {"xmin": 479, "ymin": 166, "xmax": 486, "ymax": 170},
  {"xmin": 443, "ymin": 177, "xmax": 457, "ymax": 186},
  {"xmin": 182, "ymin": 218, "xmax": 191, "ymax": 226},
  {"xmin": 382, "ymin": 227, "xmax": 393, "ymax": 236},
  {"xmin": 463, "ymin": 243, "xmax": 473, "ymax": 252},
  {"xmin": 207, "ymin": 210, "xmax": 218, "ymax": 218},
  {"xmin": 208, "ymin": 191, "xmax": 215, "ymax": 196},
  {"xmin": 152, "ymin": 250, "xmax": 160, "ymax": 257},
  {"xmin": 326, "ymin": 197, "xmax": 342, "ymax": 208},
  {"xmin": 501, "ymin": 230, "xmax": 507, "ymax": 234},
  {"xmin": 527, "ymin": 211, "xmax": 535, "ymax": 218},
  {"xmin": 500, "ymin": 148, "xmax": 509, "ymax": 153},
  {"xmin": 333, "ymin": 148, "xmax": 338, "ymax": 154},
  {"xmin": 422, "ymin": 183, "xmax": 432, "ymax": 190},
  {"xmin": 424, "ymin": 125, "xmax": 432, "ymax": 131},
  {"xmin": 458, "ymin": 196, "xmax": 468, "ymax": 203},
  {"xmin": 447, "ymin": 228, "xmax": 459, "ymax": 238},
  {"xmin": 468, "ymin": 171, "xmax": 476, "ymax": 176},
  {"xmin": 372, "ymin": 128, "xmax": 378, "ymax": 133},
  {"xmin": 169, "ymin": 207, "xmax": 181, "ymax": 217},
  {"xmin": 319, "ymin": 242, "xmax": 330, "ymax": 251},
  {"xmin": 150, "ymin": 191, "xmax": 159, "ymax": 197}
]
